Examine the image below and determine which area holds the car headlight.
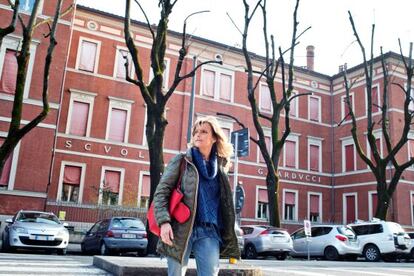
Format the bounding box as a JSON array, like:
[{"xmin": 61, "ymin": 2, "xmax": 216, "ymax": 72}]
[
  {"xmin": 11, "ymin": 226, "xmax": 28, "ymax": 234},
  {"xmin": 57, "ymin": 229, "xmax": 69, "ymax": 236}
]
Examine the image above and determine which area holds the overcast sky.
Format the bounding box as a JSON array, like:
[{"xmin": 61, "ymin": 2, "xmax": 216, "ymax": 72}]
[{"xmin": 76, "ymin": 0, "xmax": 414, "ymax": 76}]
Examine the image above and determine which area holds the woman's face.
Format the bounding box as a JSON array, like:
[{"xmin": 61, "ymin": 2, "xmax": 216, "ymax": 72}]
[{"xmin": 193, "ymin": 123, "xmax": 216, "ymax": 153}]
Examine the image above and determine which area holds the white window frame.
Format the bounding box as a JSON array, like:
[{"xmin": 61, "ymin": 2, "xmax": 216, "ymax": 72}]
[
  {"xmin": 408, "ymin": 132, "xmax": 414, "ymax": 162},
  {"xmin": 308, "ymin": 94, "xmax": 321, "ymax": 122},
  {"xmin": 75, "ymin": 36, "xmax": 101, "ymax": 74},
  {"xmin": 259, "ymin": 82, "xmax": 272, "ymax": 113},
  {"xmin": 283, "ymin": 134, "xmax": 299, "ymax": 169},
  {"xmin": 255, "ymin": 185, "xmax": 269, "ymax": 220},
  {"xmin": 307, "ymin": 192, "xmax": 323, "ymax": 222},
  {"xmin": 200, "ymin": 64, "xmax": 234, "ymax": 102},
  {"xmin": 368, "ymin": 190, "xmax": 377, "ymax": 221},
  {"xmin": 366, "ymin": 131, "xmax": 383, "ymax": 165},
  {"xmin": 411, "ymin": 190, "xmax": 414, "ymax": 226},
  {"xmin": 113, "ymin": 46, "xmax": 134, "ymax": 80},
  {"xmin": 407, "ymin": 82, "xmax": 414, "ymax": 111},
  {"xmin": 138, "ymin": 171, "xmax": 150, "ymax": 208},
  {"xmin": 105, "ymin": 96, "xmax": 134, "ymax": 143},
  {"xmin": 282, "ymin": 189, "xmax": 298, "ymax": 221},
  {"xmin": 257, "ymin": 128, "xmax": 271, "ymax": 163},
  {"xmin": 65, "ymin": 89, "xmax": 97, "ymax": 137},
  {"xmin": 149, "ymin": 57, "xmax": 170, "ymax": 91},
  {"xmin": 0, "ymin": 131, "xmax": 20, "ymax": 191},
  {"xmin": 342, "ymin": 138, "xmax": 356, "ymax": 172},
  {"xmin": 0, "ymin": 36, "xmax": 38, "ymax": 99},
  {"xmin": 365, "ymin": 83, "xmax": 381, "ymax": 115},
  {"xmin": 341, "ymin": 92, "xmax": 355, "ymax": 121},
  {"xmin": 307, "ymin": 137, "xmax": 323, "ymax": 172},
  {"xmin": 289, "ymin": 91, "xmax": 298, "ymax": 117},
  {"xmin": 142, "ymin": 104, "xmax": 169, "ymax": 146},
  {"xmin": 98, "ymin": 166, "xmax": 125, "ymax": 205},
  {"xmin": 56, "ymin": 161, "xmax": 86, "ymax": 203},
  {"xmin": 14, "ymin": 0, "xmax": 44, "ymax": 14},
  {"xmin": 342, "ymin": 192, "xmax": 358, "ymax": 224}
]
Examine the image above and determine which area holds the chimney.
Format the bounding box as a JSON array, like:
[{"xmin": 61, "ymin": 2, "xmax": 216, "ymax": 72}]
[{"xmin": 306, "ymin": 45, "xmax": 315, "ymax": 71}]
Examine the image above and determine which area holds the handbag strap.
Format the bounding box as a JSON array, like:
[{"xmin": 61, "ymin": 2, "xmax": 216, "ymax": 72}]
[{"xmin": 175, "ymin": 154, "xmax": 186, "ymax": 190}]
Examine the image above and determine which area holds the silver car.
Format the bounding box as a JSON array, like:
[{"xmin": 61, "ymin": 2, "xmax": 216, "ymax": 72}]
[
  {"xmin": 1, "ymin": 210, "xmax": 69, "ymax": 255},
  {"xmin": 235, "ymin": 223, "xmax": 244, "ymax": 254},
  {"xmin": 290, "ymin": 225, "xmax": 360, "ymax": 260},
  {"xmin": 240, "ymin": 225, "xmax": 293, "ymax": 260}
]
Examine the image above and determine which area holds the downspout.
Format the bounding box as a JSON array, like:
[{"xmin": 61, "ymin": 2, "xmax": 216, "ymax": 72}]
[
  {"xmin": 329, "ymin": 78, "xmax": 336, "ymax": 222},
  {"xmin": 44, "ymin": 1, "xmax": 78, "ymax": 211}
]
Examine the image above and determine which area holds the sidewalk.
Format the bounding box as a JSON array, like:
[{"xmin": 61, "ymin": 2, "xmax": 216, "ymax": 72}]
[{"xmin": 93, "ymin": 256, "xmax": 263, "ymax": 276}]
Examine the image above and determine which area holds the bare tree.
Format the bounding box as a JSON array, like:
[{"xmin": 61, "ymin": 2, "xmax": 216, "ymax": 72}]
[
  {"xmin": 240, "ymin": 0, "xmax": 310, "ymax": 226},
  {"xmin": 123, "ymin": 0, "xmax": 220, "ymax": 252},
  {"xmin": 0, "ymin": 0, "xmax": 73, "ymax": 176},
  {"xmin": 342, "ymin": 11, "xmax": 414, "ymax": 220}
]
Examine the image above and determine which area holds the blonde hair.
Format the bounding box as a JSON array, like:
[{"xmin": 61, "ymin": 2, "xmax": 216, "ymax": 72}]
[{"xmin": 189, "ymin": 116, "xmax": 233, "ymax": 168}]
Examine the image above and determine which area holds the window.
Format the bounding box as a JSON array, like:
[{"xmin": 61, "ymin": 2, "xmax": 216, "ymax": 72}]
[
  {"xmin": 259, "ymin": 84, "xmax": 272, "ymax": 112},
  {"xmin": 148, "ymin": 58, "xmax": 170, "ymax": 90},
  {"xmin": 408, "ymin": 84, "xmax": 414, "ymax": 111},
  {"xmin": 114, "ymin": 48, "xmax": 132, "ymax": 79},
  {"xmin": 341, "ymin": 93, "xmax": 354, "ymax": 121},
  {"xmin": 343, "ymin": 193, "xmax": 357, "ymax": 224},
  {"xmin": 283, "ymin": 190, "xmax": 297, "ymax": 221},
  {"xmin": 60, "ymin": 165, "xmax": 81, "ymax": 203},
  {"xmin": 411, "ymin": 192, "xmax": 414, "ymax": 226},
  {"xmin": 289, "ymin": 91, "xmax": 298, "ymax": 117},
  {"xmin": 100, "ymin": 169, "xmax": 123, "ymax": 206},
  {"xmin": 408, "ymin": 138, "xmax": 414, "ymax": 161},
  {"xmin": 308, "ymin": 138, "xmax": 322, "ymax": 172},
  {"xmin": 0, "ymin": 49, "xmax": 17, "ymax": 94},
  {"xmin": 366, "ymin": 84, "xmax": 381, "ymax": 114},
  {"xmin": 76, "ymin": 38, "xmax": 100, "ymax": 73},
  {"xmin": 342, "ymin": 139, "xmax": 356, "ymax": 172},
  {"xmin": 257, "ymin": 188, "xmax": 268, "ymax": 219},
  {"xmin": 368, "ymin": 191, "xmax": 378, "ymax": 220},
  {"xmin": 105, "ymin": 97, "xmax": 133, "ymax": 143},
  {"xmin": 284, "ymin": 139, "xmax": 297, "ymax": 168},
  {"xmin": 201, "ymin": 66, "xmax": 234, "ymax": 102},
  {"xmin": 367, "ymin": 136, "xmax": 382, "ymax": 164},
  {"xmin": 309, "ymin": 95, "xmax": 321, "ymax": 122},
  {"xmin": 0, "ymin": 138, "xmax": 13, "ymax": 188},
  {"xmin": 18, "ymin": 0, "xmax": 36, "ymax": 12},
  {"xmin": 66, "ymin": 89, "xmax": 96, "ymax": 137},
  {"xmin": 259, "ymin": 135, "xmax": 271, "ymax": 163},
  {"xmin": 308, "ymin": 193, "xmax": 321, "ymax": 222},
  {"xmin": 139, "ymin": 174, "xmax": 150, "ymax": 208}
]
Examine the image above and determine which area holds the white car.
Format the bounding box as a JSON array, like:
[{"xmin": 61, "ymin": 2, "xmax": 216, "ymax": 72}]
[
  {"xmin": 348, "ymin": 219, "xmax": 410, "ymax": 262},
  {"xmin": 1, "ymin": 210, "xmax": 69, "ymax": 255}
]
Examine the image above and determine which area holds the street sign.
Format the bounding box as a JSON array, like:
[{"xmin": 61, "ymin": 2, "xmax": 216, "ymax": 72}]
[
  {"xmin": 304, "ymin": 219, "xmax": 311, "ymax": 237},
  {"xmin": 231, "ymin": 128, "xmax": 249, "ymax": 157},
  {"xmin": 235, "ymin": 185, "xmax": 245, "ymax": 214}
]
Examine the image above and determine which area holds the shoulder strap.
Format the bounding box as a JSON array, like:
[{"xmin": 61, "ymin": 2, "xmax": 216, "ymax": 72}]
[{"xmin": 176, "ymin": 154, "xmax": 186, "ymax": 189}]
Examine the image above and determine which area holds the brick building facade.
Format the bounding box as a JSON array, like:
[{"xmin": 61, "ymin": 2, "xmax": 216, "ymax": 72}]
[{"xmin": 1, "ymin": 3, "xmax": 414, "ymax": 232}]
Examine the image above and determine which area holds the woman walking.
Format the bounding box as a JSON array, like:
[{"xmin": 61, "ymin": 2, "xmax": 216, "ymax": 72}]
[{"xmin": 153, "ymin": 116, "xmax": 240, "ymax": 276}]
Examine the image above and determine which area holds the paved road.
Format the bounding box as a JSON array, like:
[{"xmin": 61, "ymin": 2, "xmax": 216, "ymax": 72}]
[{"xmin": 0, "ymin": 253, "xmax": 112, "ymax": 275}]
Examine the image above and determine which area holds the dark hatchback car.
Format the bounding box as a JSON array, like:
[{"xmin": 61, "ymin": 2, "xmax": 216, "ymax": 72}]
[{"xmin": 81, "ymin": 217, "xmax": 148, "ymax": 256}]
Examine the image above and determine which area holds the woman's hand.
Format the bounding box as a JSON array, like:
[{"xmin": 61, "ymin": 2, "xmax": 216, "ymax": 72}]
[{"xmin": 160, "ymin": 222, "xmax": 174, "ymax": 246}]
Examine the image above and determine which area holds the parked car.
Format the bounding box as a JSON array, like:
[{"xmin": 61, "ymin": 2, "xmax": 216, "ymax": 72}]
[
  {"xmin": 290, "ymin": 225, "xmax": 360, "ymax": 261},
  {"xmin": 404, "ymin": 231, "xmax": 414, "ymax": 261},
  {"xmin": 81, "ymin": 217, "xmax": 148, "ymax": 256},
  {"xmin": 1, "ymin": 210, "xmax": 69, "ymax": 255},
  {"xmin": 348, "ymin": 219, "xmax": 411, "ymax": 262},
  {"xmin": 240, "ymin": 225, "xmax": 293, "ymax": 260},
  {"xmin": 235, "ymin": 223, "xmax": 244, "ymax": 255}
]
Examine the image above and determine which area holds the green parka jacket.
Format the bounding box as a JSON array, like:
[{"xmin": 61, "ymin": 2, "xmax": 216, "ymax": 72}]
[{"xmin": 153, "ymin": 149, "xmax": 241, "ymax": 264}]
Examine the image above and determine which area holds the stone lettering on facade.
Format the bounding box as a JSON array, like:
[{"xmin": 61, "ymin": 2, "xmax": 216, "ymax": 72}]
[{"xmin": 258, "ymin": 168, "xmax": 322, "ymax": 183}]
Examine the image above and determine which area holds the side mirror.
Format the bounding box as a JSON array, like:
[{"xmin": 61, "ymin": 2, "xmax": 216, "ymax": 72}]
[
  {"xmin": 63, "ymin": 222, "xmax": 69, "ymax": 227},
  {"xmin": 5, "ymin": 218, "xmax": 12, "ymax": 223}
]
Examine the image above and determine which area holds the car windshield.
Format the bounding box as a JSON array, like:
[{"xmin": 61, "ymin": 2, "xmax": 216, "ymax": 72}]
[
  {"xmin": 111, "ymin": 218, "xmax": 145, "ymax": 229},
  {"xmin": 16, "ymin": 212, "xmax": 60, "ymax": 225},
  {"xmin": 337, "ymin": 226, "xmax": 356, "ymax": 238}
]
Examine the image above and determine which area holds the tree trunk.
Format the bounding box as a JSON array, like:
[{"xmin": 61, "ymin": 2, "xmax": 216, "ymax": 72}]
[
  {"xmin": 267, "ymin": 171, "xmax": 280, "ymax": 227},
  {"xmin": 375, "ymin": 184, "xmax": 390, "ymax": 220}
]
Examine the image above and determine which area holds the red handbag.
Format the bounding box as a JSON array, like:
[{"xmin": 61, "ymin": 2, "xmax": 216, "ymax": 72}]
[{"xmin": 147, "ymin": 157, "xmax": 190, "ymax": 236}]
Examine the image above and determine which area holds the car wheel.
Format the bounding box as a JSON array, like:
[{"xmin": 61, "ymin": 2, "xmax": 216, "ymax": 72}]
[
  {"xmin": 363, "ymin": 244, "xmax": 381, "ymax": 262},
  {"xmin": 275, "ymin": 252, "xmax": 288, "ymax": 260},
  {"xmin": 411, "ymin": 249, "xmax": 414, "ymax": 261},
  {"xmin": 57, "ymin": 248, "xmax": 67, "ymax": 255},
  {"xmin": 80, "ymin": 243, "xmax": 88, "ymax": 255},
  {"xmin": 1, "ymin": 235, "xmax": 10, "ymax": 252},
  {"xmin": 244, "ymin": 244, "xmax": 258, "ymax": 259},
  {"xmin": 324, "ymin": 246, "xmax": 339, "ymax": 261},
  {"xmin": 100, "ymin": 242, "xmax": 110, "ymax": 256}
]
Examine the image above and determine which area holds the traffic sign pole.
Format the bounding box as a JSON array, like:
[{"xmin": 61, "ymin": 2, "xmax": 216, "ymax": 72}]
[{"xmin": 233, "ymin": 132, "xmax": 238, "ymax": 210}]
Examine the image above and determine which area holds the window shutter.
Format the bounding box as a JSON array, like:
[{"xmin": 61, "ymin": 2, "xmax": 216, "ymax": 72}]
[
  {"xmin": 219, "ymin": 74, "xmax": 231, "ymax": 101},
  {"xmin": 258, "ymin": 189, "xmax": 268, "ymax": 203},
  {"xmin": 310, "ymin": 194, "xmax": 319, "ymax": 213},
  {"xmin": 109, "ymin": 108, "xmax": 127, "ymax": 142},
  {"xmin": 260, "ymin": 85, "xmax": 272, "ymax": 111},
  {"xmin": 410, "ymin": 139, "xmax": 414, "ymax": 158},
  {"xmin": 285, "ymin": 140, "xmax": 296, "ymax": 167},
  {"xmin": 285, "ymin": 192, "xmax": 295, "ymax": 205},
  {"xmin": 141, "ymin": 175, "xmax": 150, "ymax": 197},
  {"xmin": 372, "ymin": 86, "xmax": 379, "ymax": 113},
  {"xmin": 310, "ymin": 97, "xmax": 319, "ymax": 121},
  {"xmin": 345, "ymin": 144, "xmax": 354, "ymax": 171},
  {"xmin": 63, "ymin": 166, "xmax": 81, "ymax": 185},
  {"xmin": 371, "ymin": 193, "xmax": 378, "ymax": 217},
  {"xmin": 116, "ymin": 49, "xmax": 130, "ymax": 79},
  {"xmin": 346, "ymin": 195, "xmax": 356, "ymax": 223},
  {"xmin": 310, "ymin": 144, "xmax": 319, "ymax": 171},
  {"xmin": 202, "ymin": 70, "xmax": 215, "ymax": 97},
  {"xmin": 79, "ymin": 41, "xmax": 97, "ymax": 72},
  {"xmin": 259, "ymin": 136, "xmax": 271, "ymax": 163},
  {"xmin": 104, "ymin": 170, "xmax": 120, "ymax": 193},
  {"xmin": 70, "ymin": 101, "xmax": 89, "ymax": 136},
  {"xmin": 0, "ymin": 49, "xmax": 18, "ymax": 94},
  {"xmin": 0, "ymin": 139, "xmax": 12, "ymax": 186},
  {"xmin": 289, "ymin": 93, "xmax": 297, "ymax": 117}
]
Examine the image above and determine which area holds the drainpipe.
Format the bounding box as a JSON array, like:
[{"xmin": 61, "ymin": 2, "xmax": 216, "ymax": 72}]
[
  {"xmin": 330, "ymin": 78, "xmax": 336, "ymax": 223},
  {"xmin": 186, "ymin": 56, "xmax": 197, "ymax": 143}
]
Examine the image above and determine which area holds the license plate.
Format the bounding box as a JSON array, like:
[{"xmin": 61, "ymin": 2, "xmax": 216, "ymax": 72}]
[
  {"xmin": 33, "ymin": 235, "xmax": 51, "ymax": 241},
  {"xmin": 122, "ymin": 233, "xmax": 136, "ymax": 239}
]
